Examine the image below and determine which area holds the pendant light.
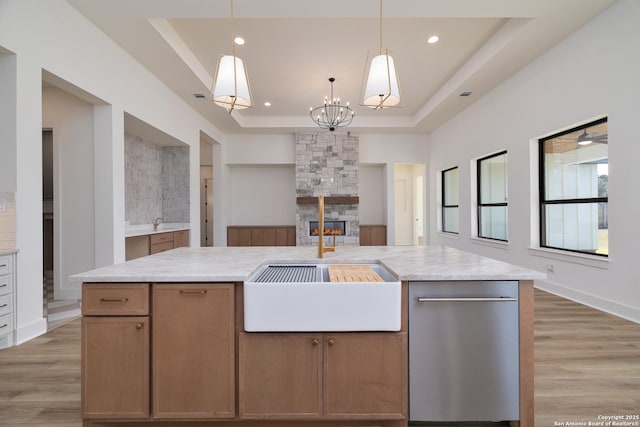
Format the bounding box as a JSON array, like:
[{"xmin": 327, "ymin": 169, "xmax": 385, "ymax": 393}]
[
  {"xmin": 211, "ymin": 0, "xmax": 252, "ymax": 112},
  {"xmin": 361, "ymin": 0, "xmax": 401, "ymax": 109}
]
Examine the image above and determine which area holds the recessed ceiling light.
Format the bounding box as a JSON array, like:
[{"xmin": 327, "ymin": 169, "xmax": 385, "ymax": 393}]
[
  {"xmin": 234, "ymin": 36, "xmax": 245, "ymax": 45},
  {"xmin": 264, "ymin": 101, "xmax": 271, "ymax": 107},
  {"xmin": 427, "ymin": 35, "xmax": 439, "ymax": 44}
]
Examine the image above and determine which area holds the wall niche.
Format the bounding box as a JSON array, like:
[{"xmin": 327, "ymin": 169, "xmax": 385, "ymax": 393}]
[{"xmin": 124, "ymin": 132, "xmax": 189, "ymax": 225}]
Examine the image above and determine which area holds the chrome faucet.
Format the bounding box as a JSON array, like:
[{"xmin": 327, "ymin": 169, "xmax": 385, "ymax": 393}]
[
  {"xmin": 317, "ymin": 195, "xmax": 335, "ymax": 259},
  {"xmin": 153, "ymin": 217, "xmax": 163, "ymax": 231}
]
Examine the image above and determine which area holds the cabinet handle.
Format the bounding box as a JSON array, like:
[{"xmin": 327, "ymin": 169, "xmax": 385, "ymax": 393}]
[
  {"xmin": 99, "ymin": 298, "xmax": 129, "ymax": 303},
  {"xmin": 0, "ymin": 324, "xmax": 7, "ymax": 329},
  {"xmin": 0, "ymin": 284, "xmax": 7, "ymax": 288},
  {"xmin": 136, "ymin": 322, "xmax": 144, "ymax": 330},
  {"xmin": 312, "ymin": 339, "xmax": 319, "ymax": 346},
  {"xmin": 328, "ymin": 339, "xmax": 335, "ymax": 346},
  {"xmin": 0, "ymin": 264, "xmax": 7, "ymax": 268},
  {"xmin": 179, "ymin": 289, "xmax": 207, "ymax": 296},
  {"xmin": 0, "ymin": 304, "xmax": 7, "ymax": 308}
]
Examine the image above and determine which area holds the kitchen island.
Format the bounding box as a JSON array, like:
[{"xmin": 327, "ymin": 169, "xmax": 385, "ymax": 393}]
[{"xmin": 73, "ymin": 245, "xmax": 545, "ymax": 427}]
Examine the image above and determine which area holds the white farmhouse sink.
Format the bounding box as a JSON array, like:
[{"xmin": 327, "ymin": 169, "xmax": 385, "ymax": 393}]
[{"xmin": 243, "ymin": 263, "xmax": 401, "ymax": 332}]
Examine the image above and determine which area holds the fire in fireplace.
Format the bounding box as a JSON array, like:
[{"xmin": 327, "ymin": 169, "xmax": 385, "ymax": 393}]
[{"xmin": 309, "ymin": 220, "xmax": 346, "ymax": 237}]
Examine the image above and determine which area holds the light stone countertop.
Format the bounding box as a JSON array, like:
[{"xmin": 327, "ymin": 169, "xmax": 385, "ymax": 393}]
[
  {"xmin": 125, "ymin": 223, "xmax": 190, "ymax": 238},
  {"xmin": 71, "ymin": 245, "xmax": 546, "ymax": 283}
]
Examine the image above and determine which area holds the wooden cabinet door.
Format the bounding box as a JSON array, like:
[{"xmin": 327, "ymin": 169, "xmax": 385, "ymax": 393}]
[
  {"xmin": 153, "ymin": 284, "xmax": 235, "ymax": 419},
  {"xmin": 227, "ymin": 227, "xmax": 252, "ymax": 246},
  {"xmin": 324, "ymin": 332, "xmax": 406, "ymax": 419},
  {"xmin": 239, "ymin": 333, "xmax": 322, "ymax": 418},
  {"xmin": 251, "ymin": 227, "xmax": 276, "ymax": 246},
  {"xmin": 82, "ymin": 316, "xmax": 149, "ymax": 419},
  {"xmin": 173, "ymin": 230, "xmax": 190, "ymax": 248},
  {"xmin": 359, "ymin": 227, "xmax": 372, "ymax": 246},
  {"xmin": 370, "ymin": 226, "xmax": 387, "ymax": 246}
]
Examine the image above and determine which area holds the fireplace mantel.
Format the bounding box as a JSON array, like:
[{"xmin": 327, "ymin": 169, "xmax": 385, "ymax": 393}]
[{"xmin": 296, "ymin": 196, "xmax": 359, "ymax": 205}]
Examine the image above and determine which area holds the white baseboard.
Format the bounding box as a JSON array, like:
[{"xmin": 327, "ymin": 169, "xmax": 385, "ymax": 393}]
[
  {"xmin": 536, "ymin": 280, "xmax": 640, "ymax": 324},
  {"xmin": 15, "ymin": 317, "xmax": 48, "ymax": 345}
]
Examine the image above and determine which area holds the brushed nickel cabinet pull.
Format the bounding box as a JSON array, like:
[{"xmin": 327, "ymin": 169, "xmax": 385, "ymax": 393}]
[
  {"xmin": 99, "ymin": 298, "xmax": 129, "ymax": 303},
  {"xmin": 0, "ymin": 304, "xmax": 7, "ymax": 308},
  {"xmin": 179, "ymin": 289, "xmax": 207, "ymax": 296},
  {"xmin": 0, "ymin": 284, "xmax": 7, "ymax": 288},
  {"xmin": 0, "ymin": 264, "xmax": 7, "ymax": 268},
  {"xmin": 136, "ymin": 322, "xmax": 144, "ymax": 330},
  {"xmin": 0, "ymin": 324, "xmax": 7, "ymax": 329}
]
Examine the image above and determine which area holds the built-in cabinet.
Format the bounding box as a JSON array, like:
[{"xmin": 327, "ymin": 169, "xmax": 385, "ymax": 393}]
[
  {"xmin": 126, "ymin": 229, "xmax": 190, "ymax": 260},
  {"xmin": 82, "ymin": 282, "xmax": 235, "ymax": 422},
  {"xmin": 152, "ymin": 284, "xmax": 235, "ymax": 419},
  {"xmin": 359, "ymin": 225, "xmax": 387, "ymax": 246},
  {"xmin": 0, "ymin": 252, "xmax": 16, "ymax": 349},
  {"xmin": 82, "ymin": 282, "xmax": 407, "ymax": 427},
  {"xmin": 239, "ymin": 332, "xmax": 406, "ymax": 420},
  {"xmin": 81, "ymin": 284, "xmax": 150, "ymax": 419},
  {"xmin": 227, "ymin": 226, "xmax": 295, "ymax": 247}
]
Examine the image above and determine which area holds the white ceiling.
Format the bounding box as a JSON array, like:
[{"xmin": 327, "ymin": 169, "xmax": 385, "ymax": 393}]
[{"xmin": 66, "ymin": 0, "xmax": 616, "ymax": 135}]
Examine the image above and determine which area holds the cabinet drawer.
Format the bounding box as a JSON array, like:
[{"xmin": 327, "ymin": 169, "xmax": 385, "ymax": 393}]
[
  {"xmin": 149, "ymin": 232, "xmax": 173, "ymax": 245},
  {"xmin": 0, "ymin": 294, "xmax": 11, "ymax": 317},
  {"xmin": 82, "ymin": 284, "xmax": 149, "ymax": 316},
  {"xmin": 0, "ymin": 255, "xmax": 11, "ymax": 275},
  {"xmin": 149, "ymin": 241, "xmax": 174, "ymax": 255},
  {"xmin": 0, "ymin": 275, "xmax": 11, "ymax": 296},
  {"xmin": 0, "ymin": 313, "xmax": 12, "ymax": 338}
]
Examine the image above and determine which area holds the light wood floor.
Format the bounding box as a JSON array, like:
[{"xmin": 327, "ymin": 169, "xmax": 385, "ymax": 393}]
[{"xmin": 0, "ymin": 289, "xmax": 638, "ymax": 426}]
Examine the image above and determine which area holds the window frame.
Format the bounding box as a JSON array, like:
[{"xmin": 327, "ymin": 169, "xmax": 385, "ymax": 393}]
[
  {"xmin": 477, "ymin": 150, "xmax": 508, "ymax": 242},
  {"xmin": 538, "ymin": 117, "xmax": 608, "ymax": 257},
  {"xmin": 441, "ymin": 166, "xmax": 459, "ymax": 234}
]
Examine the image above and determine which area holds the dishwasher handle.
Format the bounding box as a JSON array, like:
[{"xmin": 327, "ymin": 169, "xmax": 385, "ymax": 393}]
[{"xmin": 417, "ymin": 297, "xmax": 517, "ymax": 302}]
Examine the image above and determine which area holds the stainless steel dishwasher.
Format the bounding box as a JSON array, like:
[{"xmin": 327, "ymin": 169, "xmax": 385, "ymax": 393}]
[{"xmin": 409, "ymin": 281, "xmax": 519, "ymax": 422}]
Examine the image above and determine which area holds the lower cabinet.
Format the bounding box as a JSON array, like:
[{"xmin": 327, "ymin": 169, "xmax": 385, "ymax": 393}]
[
  {"xmin": 81, "ymin": 284, "xmax": 150, "ymax": 419},
  {"xmin": 239, "ymin": 333, "xmax": 322, "ymax": 418},
  {"xmin": 153, "ymin": 284, "xmax": 235, "ymax": 419},
  {"xmin": 82, "ymin": 282, "xmax": 235, "ymax": 422},
  {"xmin": 239, "ymin": 332, "xmax": 406, "ymax": 420}
]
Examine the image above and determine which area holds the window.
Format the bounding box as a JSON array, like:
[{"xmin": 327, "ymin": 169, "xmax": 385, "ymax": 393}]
[
  {"xmin": 442, "ymin": 167, "xmax": 459, "ymax": 233},
  {"xmin": 477, "ymin": 151, "xmax": 508, "ymax": 241},
  {"xmin": 539, "ymin": 118, "xmax": 608, "ymax": 256}
]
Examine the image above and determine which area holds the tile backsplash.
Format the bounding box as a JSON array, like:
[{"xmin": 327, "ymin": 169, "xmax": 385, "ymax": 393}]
[
  {"xmin": 0, "ymin": 192, "xmax": 16, "ymax": 250},
  {"xmin": 125, "ymin": 133, "xmax": 189, "ymax": 225}
]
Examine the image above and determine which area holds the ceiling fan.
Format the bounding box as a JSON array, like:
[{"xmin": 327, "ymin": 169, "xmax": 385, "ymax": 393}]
[{"xmin": 577, "ymin": 129, "xmax": 608, "ymax": 145}]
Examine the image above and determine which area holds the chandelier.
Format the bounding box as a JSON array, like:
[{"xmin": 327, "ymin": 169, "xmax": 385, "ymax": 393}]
[
  {"xmin": 309, "ymin": 77, "xmax": 355, "ymax": 132},
  {"xmin": 361, "ymin": 0, "xmax": 401, "ymax": 109},
  {"xmin": 210, "ymin": 0, "xmax": 252, "ymax": 112}
]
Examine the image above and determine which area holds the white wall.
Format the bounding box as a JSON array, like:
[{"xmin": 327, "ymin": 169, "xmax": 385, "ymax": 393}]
[
  {"xmin": 229, "ymin": 165, "xmax": 296, "ymax": 225},
  {"xmin": 359, "ymin": 164, "xmax": 385, "ymax": 225},
  {"xmin": 0, "ymin": 0, "xmax": 226, "ymax": 343},
  {"xmin": 429, "ymin": 0, "xmax": 640, "ymax": 322}
]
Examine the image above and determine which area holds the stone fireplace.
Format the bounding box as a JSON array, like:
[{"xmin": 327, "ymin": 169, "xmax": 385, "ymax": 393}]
[{"xmin": 295, "ymin": 133, "xmax": 359, "ymax": 246}]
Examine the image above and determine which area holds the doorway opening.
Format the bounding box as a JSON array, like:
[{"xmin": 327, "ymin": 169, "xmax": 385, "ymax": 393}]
[
  {"xmin": 42, "ymin": 128, "xmax": 81, "ymax": 329},
  {"xmin": 200, "ymin": 138, "xmax": 214, "ymax": 246},
  {"xmin": 394, "ymin": 163, "xmax": 426, "ymax": 246}
]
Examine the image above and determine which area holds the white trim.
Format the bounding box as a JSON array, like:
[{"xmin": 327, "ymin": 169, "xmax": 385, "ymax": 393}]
[
  {"xmin": 470, "ymin": 236, "xmax": 509, "ymax": 250},
  {"xmin": 15, "ymin": 317, "xmax": 47, "ymax": 345},
  {"xmin": 536, "ymin": 280, "xmax": 639, "ymax": 324},
  {"xmin": 528, "ymin": 246, "xmax": 608, "ymax": 269},
  {"xmin": 437, "ymin": 231, "xmax": 460, "ymax": 240}
]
